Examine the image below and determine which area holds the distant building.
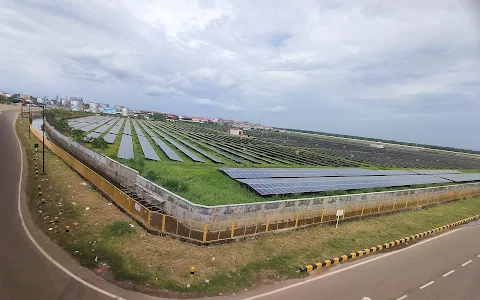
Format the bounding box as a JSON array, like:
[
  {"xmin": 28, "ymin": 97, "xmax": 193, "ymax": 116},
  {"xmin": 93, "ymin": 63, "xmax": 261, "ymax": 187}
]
[
  {"xmin": 370, "ymin": 142, "xmax": 385, "ymax": 149},
  {"xmin": 70, "ymin": 96, "xmax": 83, "ymax": 102},
  {"xmin": 229, "ymin": 128, "xmax": 243, "ymax": 136}
]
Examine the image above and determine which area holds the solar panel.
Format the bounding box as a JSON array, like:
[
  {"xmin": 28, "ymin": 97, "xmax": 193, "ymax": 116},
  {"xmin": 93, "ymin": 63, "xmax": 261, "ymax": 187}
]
[
  {"xmin": 94, "ymin": 119, "xmax": 117, "ymax": 134},
  {"xmin": 103, "ymin": 133, "xmax": 117, "ymax": 144},
  {"xmin": 123, "ymin": 119, "xmax": 132, "ymax": 135},
  {"xmin": 117, "ymin": 134, "xmax": 134, "ymax": 159},
  {"xmin": 132, "ymin": 120, "xmax": 145, "ymax": 137},
  {"xmin": 410, "ymin": 170, "xmax": 460, "ymax": 175},
  {"xmin": 238, "ymin": 175, "xmax": 452, "ymax": 196},
  {"xmin": 145, "ymin": 122, "xmax": 224, "ymax": 163},
  {"xmin": 438, "ymin": 173, "xmax": 480, "ymax": 182},
  {"xmin": 109, "ymin": 118, "xmax": 125, "ymax": 135},
  {"xmin": 85, "ymin": 131, "xmax": 101, "ymax": 139},
  {"xmin": 219, "ymin": 168, "xmax": 418, "ymax": 179},
  {"xmin": 80, "ymin": 117, "xmax": 112, "ymax": 132},
  {"xmin": 146, "ymin": 124, "xmax": 204, "ymax": 162},
  {"xmin": 137, "ymin": 135, "xmax": 160, "ymax": 161},
  {"xmin": 151, "ymin": 137, "xmax": 183, "ymax": 161},
  {"xmin": 163, "ymin": 129, "xmax": 244, "ymax": 163}
]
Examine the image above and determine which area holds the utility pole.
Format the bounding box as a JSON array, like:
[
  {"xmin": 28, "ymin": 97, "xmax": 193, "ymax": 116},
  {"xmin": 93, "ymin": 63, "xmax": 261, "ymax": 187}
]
[
  {"xmin": 42, "ymin": 103, "xmax": 45, "ymax": 174},
  {"xmin": 28, "ymin": 104, "xmax": 31, "ymax": 139}
]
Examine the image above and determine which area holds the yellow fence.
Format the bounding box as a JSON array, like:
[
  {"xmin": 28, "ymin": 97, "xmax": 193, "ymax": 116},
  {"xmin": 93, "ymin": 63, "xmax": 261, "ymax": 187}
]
[{"xmin": 29, "ymin": 125, "xmax": 480, "ymax": 244}]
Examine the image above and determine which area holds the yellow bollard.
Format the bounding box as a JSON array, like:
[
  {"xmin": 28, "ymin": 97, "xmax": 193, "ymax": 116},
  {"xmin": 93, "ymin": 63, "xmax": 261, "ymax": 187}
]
[{"xmin": 190, "ymin": 266, "xmax": 195, "ymax": 277}]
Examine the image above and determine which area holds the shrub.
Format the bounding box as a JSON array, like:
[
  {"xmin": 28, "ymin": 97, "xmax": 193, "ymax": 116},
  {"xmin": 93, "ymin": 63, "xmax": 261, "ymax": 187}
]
[
  {"xmin": 145, "ymin": 170, "xmax": 158, "ymax": 182},
  {"xmin": 104, "ymin": 221, "xmax": 135, "ymax": 237},
  {"xmin": 91, "ymin": 137, "xmax": 108, "ymax": 149}
]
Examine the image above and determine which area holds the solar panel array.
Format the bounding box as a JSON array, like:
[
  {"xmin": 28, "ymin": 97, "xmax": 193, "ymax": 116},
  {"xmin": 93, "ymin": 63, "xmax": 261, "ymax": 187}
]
[
  {"xmin": 137, "ymin": 135, "xmax": 160, "ymax": 161},
  {"xmin": 94, "ymin": 118, "xmax": 118, "ymax": 134},
  {"xmin": 80, "ymin": 118, "xmax": 112, "ymax": 132},
  {"xmin": 123, "ymin": 119, "xmax": 132, "ymax": 135},
  {"xmin": 147, "ymin": 122, "xmax": 224, "ymax": 164},
  {"xmin": 220, "ymin": 168, "xmax": 456, "ymax": 179},
  {"xmin": 146, "ymin": 123, "xmax": 204, "ymax": 162},
  {"xmin": 238, "ymin": 175, "xmax": 453, "ymax": 196},
  {"xmin": 103, "ymin": 133, "xmax": 117, "ymax": 144},
  {"xmin": 108, "ymin": 119, "xmax": 125, "ymax": 135},
  {"xmin": 170, "ymin": 130, "xmax": 244, "ymax": 163},
  {"xmin": 118, "ymin": 134, "xmax": 134, "ymax": 159},
  {"xmin": 85, "ymin": 131, "xmax": 101, "ymax": 139},
  {"xmin": 151, "ymin": 137, "xmax": 183, "ymax": 161},
  {"xmin": 219, "ymin": 167, "xmax": 480, "ymax": 196},
  {"xmin": 410, "ymin": 170, "xmax": 461, "ymax": 175},
  {"xmin": 132, "ymin": 120, "xmax": 145, "ymax": 137},
  {"xmin": 439, "ymin": 173, "xmax": 480, "ymax": 182}
]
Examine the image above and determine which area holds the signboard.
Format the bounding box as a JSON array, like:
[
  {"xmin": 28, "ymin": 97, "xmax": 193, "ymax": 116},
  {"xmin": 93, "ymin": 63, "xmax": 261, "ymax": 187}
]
[
  {"xmin": 134, "ymin": 203, "xmax": 141, "ymax": 212},
  {"xmin": 335, "ymin": 209, "xmax": 344, "ymax": 229},
  {"xmin": 103, "ymin": 107, "xmax": 117, "ymax": 115}
]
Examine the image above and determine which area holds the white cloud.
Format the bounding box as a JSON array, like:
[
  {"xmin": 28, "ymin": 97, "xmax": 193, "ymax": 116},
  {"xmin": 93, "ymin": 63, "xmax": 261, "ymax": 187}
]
[
  {"xmin": 269, "ymin": 105, "xmax": 286, "ymax": 113},
  {"xmin": 194, "ymin": 98, "xmax": 241, "ymax": 111},
  {"xmin": 0, "ymin": 0, "xmax": 479, "ymax": 149}
]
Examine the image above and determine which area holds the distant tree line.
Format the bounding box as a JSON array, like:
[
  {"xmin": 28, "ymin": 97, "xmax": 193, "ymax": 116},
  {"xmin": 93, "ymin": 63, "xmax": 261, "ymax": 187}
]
[
  {"xmin": 276, "ymin": 127, "xmax": 480, "ymax": 155},
  {"xmin": 0, "ymin": 94, "xmax": 12, "ymax": 104}
]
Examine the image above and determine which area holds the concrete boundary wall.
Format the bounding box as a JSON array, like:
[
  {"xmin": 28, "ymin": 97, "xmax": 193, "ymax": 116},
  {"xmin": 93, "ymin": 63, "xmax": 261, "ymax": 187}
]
[{"xmin": 45, "ymin": 121, "xmax": 480, "ymax": 225}]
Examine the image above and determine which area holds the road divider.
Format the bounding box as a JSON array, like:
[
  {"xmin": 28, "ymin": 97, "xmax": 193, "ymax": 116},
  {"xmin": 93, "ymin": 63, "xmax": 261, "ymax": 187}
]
[{"xmin": 300, "ymin": 214, "xmax": 480, "ymax": 272}]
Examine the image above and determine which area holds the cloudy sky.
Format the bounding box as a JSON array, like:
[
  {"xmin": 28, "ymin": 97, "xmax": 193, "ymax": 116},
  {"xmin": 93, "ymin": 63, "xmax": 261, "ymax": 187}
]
[{"xmin": 1, "ymin": 0, "xmax": 479, "ymax": 150}]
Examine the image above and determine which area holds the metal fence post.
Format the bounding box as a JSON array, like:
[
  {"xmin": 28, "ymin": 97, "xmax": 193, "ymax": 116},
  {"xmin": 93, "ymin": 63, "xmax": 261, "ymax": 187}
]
[
  {"xmin": 405, "ymin": 198, "xmax": 409, "ymax": 208},
  {"xmin": 392, "ymin": 200, "xmax": 396, "ymax": 211},
  {"xmin": 377, "ymin": 202, "xmax": 381, "ymax": 213},
  {"xmin": 360, "ymin": 204, "xmax": 365, "ymax": 216},
  {"xmin": 202, "ymin": 224, "xmax": 207, "ymax": 242},
  {"xmin": 265, "ymin": 216, "xmax": 270, "ymax": 232},
  {"xmin": 161, "ymin": 214, "xmax": 166, "ymax": 233},
  {"xmin": 230, "ymin": 220, "xmax": 235, "ymax": 238},
  {"xmin": 320, "ymin": 208, "xmax": 324, "ymax": 223},
  {"xmin": 295, "ymin": 213, "xmax": 299, "ymax": 227},
  {"xmin": 147, "ymin": 211, "xmax": 151, "ymax": 227}
]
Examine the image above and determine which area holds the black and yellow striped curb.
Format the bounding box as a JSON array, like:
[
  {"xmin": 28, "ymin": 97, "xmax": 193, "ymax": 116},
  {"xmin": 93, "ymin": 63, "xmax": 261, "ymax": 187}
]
[{"xmin": 300, "ymin": 214, "xmax": 480, "ymax": 272}]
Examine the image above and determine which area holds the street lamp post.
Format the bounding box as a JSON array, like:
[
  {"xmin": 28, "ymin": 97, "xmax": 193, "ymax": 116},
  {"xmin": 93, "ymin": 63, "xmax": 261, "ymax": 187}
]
[
  {"xmin": 42, "ymin": 103, "xmax": 45, "ymax": 174},
  {"xmin": 28, "ymin": 104, "xmax": 31, "ymax": 139}
]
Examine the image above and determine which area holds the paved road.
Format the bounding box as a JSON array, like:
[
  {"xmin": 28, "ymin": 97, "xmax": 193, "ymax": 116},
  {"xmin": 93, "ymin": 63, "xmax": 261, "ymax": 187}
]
[{"xmin": 1, "ymin": 110, "xmax": 479, "ymax": 300}]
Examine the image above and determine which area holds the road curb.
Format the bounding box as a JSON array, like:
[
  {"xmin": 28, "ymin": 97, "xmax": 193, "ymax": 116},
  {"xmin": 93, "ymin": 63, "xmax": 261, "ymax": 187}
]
[{"xmin": 300, "ymin": 214, "xmax": 480, "ymax": 272}]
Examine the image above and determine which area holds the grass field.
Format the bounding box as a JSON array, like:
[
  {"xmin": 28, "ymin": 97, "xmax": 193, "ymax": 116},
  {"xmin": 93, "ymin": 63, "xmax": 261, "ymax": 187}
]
[{"xmin": 18, "ymin": 114, "xmax": 480, "ymax": 296}]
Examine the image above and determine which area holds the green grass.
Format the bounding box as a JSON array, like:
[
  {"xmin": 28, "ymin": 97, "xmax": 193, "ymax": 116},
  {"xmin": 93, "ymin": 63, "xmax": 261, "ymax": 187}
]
[{"xmin": 105, "ymin": 221, "xmax": 136, "ymax": 237}]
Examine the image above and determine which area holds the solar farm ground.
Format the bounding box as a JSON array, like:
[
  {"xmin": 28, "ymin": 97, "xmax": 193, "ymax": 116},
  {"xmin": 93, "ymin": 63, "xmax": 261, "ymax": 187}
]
[{"xmin": 49, "ymin": 111, "xmax": 480, "ymax": 206}]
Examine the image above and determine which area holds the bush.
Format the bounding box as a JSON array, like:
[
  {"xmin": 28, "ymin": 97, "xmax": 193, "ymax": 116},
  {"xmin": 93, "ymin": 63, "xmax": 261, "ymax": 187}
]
[
  {"xmin": 104, "ymin": 221, "xmax": 135, "ymax": 237},
  {"xmin": 145, "ymin": 170, "xmax": 158, "ymax": 182},
  {"xmin": 91, "ymin": 137, "xmax": 108, "ymax": 149},
  {"xmin": 161, "ymin": 178, "xmax": 188, "ymax": 193}
]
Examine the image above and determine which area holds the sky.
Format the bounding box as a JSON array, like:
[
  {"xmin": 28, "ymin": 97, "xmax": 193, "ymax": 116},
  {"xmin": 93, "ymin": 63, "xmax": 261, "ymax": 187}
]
[{"xmin": 1, "ymin": 0, "xmax": 479, "ymax": 150}]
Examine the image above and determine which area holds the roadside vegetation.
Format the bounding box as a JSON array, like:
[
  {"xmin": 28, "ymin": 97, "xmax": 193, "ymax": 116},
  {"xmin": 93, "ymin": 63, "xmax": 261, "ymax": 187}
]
[{"xmin": 16, "ymin": 114, "xmax": 480, "ymax": 296}]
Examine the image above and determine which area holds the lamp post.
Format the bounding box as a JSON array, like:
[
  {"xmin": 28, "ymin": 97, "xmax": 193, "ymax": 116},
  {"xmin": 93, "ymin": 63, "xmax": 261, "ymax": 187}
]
[
  {"xmin": 42, "ymin": 103, "xmax": 45, "ymax": 174},
  {"xmin": 28, "ymin": 104, "xmax": 31, "ymax": 139}
]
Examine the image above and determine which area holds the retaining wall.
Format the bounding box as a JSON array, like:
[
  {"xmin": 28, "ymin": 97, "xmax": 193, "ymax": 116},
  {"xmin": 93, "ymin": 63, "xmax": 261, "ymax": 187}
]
[{"xmin": 45, "ymin": 120, "xmax": 480, "ymax": 227}]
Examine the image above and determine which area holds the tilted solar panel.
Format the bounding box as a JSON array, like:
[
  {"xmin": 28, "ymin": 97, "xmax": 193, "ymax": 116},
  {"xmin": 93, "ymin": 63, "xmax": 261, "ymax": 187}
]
[
  {"xmin": 148, "ymin": 126, "xmax": 204, "ymax": 162},
  {"xmin": 238, "ymin": 175, "xmax": 452, "ymax": 196},
  {"xmin": 438, "ymin": 173, "xmax": 480, "ymax": 182},
  {"xmin": 151, "ymin": 137, "xmax": 183, "ymax": 161},
  {"xmin": 117, "ymin": 134, "xmax": 134, "ymax": 159},
  {"xmin": 103, "ymin": 133, "xmax": 117, "ymax": 144},
  {"xmin": 138, "ymin": 135, "xmax": 160, "ymax": 161},
  {"xmin": 410, "ymin": 170, "xmax": 460, "ymax": 175}
]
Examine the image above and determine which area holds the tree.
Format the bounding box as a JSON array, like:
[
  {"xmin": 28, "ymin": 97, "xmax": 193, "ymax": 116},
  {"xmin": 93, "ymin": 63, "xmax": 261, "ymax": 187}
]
[{"xmin": 0, "ymin": 94, "xmax": 11, "ymax": 104}]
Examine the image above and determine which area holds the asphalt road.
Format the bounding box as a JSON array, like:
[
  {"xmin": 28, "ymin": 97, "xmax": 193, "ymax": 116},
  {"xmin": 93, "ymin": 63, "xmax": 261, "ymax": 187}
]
[{"xmin": 1, "ymin": 110, "xmax": 479, "ymax": 300}]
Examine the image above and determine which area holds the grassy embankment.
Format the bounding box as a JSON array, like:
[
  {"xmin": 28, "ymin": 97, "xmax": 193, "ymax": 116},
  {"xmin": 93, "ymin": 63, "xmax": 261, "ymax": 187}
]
[{"xmin": 16, "ymin": 114, "xmax": 480, "ymax": 296}]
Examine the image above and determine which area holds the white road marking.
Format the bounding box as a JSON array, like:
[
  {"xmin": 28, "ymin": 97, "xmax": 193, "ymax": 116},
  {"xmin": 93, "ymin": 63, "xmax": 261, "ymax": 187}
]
[
  {"xmin": 242, "ymin": 230, "xmax": 458, "ymax": 300},
  {"xmin": 13, "ymin": 116, "xmax": 126, "ymax": 300},
  {"xmin": 419, "ymin": 281, "xmax": 434, "ymax": 289},
  {"xmin": 396, "ymin": 295, "xmax": 408, "ymax": 300},
  {"xmin": 461, "ymin": 260, "xmax": 472, "ymax": 267},
  {"xmin": 442, "ymin": 270, "xmax": 455, "ymax": 277}
]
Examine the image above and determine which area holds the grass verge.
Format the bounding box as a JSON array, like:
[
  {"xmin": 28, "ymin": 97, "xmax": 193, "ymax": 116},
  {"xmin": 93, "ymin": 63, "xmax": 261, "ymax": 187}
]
[{"xmin": 16, "ymin": 114, "xmax": 480, "ymax": 297}]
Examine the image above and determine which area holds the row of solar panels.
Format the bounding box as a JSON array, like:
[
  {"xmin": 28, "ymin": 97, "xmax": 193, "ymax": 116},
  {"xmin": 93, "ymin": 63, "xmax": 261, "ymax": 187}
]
[
  {"xmin": 219, "ymin": 170, "xmax": 480, "ymax": 196},
  {"xmin": 219, "ymin": 168, "xmax": 461, "ymax": 179}
]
